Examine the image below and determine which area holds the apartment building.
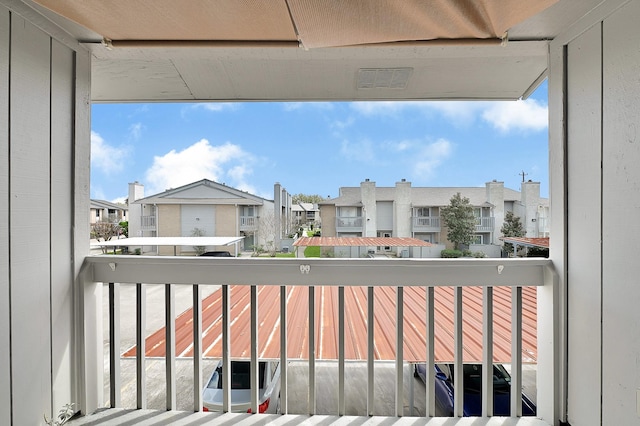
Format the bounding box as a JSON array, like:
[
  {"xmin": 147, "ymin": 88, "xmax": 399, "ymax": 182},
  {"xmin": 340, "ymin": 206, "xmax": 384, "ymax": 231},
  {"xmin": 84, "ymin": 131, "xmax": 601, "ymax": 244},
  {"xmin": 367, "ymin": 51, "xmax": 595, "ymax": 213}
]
[
  {"xmin": 89, "ymin": 199, "xmax": 127, "ymax": 225},
  {"xmin": 320, "ymin": 179, "xmax": 549, "ymax": 252},
  {"xmin": 128, "ymin": 179, "xmax": 293, "ymax": 255}
]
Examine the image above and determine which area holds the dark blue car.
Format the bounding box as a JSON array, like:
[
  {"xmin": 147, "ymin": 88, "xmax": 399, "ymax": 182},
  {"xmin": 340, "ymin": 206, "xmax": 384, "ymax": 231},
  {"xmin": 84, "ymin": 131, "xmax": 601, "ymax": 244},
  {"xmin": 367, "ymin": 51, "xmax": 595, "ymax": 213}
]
[{"xmin": 414, "ymin": 363, "xmax": 537, "ymax": 417}]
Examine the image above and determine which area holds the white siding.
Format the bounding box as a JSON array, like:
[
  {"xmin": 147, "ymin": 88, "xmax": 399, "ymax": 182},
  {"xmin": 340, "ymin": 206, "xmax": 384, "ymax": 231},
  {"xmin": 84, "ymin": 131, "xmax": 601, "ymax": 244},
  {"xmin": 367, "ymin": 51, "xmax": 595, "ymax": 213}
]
[
  {"xmin": 10, "ymin": 15, "xmax": 53, "ymax": 426},
  {"xmin": 181, "ymin": 205, "xmax": 215, "ymax": 236},
  {"xmin": 0, "ymin": 7, "xmax": 9, "ymax": 426},
  {"xmin": 0, "ymin": 4, "xmax": 92, "ymax": 424},
  {"xmin": 566, "ymin": 23, "xmax": 602, "ymax": 426},
  {"xmin": 602, "ymin": 2, "xmax": 640, "ymax": 424}
]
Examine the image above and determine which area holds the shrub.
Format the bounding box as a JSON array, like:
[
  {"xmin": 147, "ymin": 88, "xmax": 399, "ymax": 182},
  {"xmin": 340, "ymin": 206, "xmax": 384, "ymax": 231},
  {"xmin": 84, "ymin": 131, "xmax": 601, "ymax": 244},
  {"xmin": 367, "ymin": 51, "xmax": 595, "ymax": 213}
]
[
  {"xmin": 472, "ymin": 251, "xmax": 486, "ymax": 258},
  {"xmin": 441, "ymin": 249, "xmax": 463, "ymax": 258},
  {"xmin": 462, "ymin": 249, "xmax": 472, "ymax": 257}
]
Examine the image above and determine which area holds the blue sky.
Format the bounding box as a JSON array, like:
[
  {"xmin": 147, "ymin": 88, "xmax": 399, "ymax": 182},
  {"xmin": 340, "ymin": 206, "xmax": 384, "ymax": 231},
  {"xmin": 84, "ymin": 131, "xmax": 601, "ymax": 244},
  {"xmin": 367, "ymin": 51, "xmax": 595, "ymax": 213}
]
[{"xmin": 91, "ymin": 81, "xmax": 549, "ymax": 203}]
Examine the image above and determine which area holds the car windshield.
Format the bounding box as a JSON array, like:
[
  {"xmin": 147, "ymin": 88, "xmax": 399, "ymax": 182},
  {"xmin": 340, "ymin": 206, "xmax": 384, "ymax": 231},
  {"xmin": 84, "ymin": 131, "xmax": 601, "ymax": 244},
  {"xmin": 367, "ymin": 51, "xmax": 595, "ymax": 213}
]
[
  {"xmin": 207, "ymin": 361, "xmax": 267, "ymax": 390},
  {"xmin": 446, "ymin": 364, "xmax": 512, "ymax": 395}
]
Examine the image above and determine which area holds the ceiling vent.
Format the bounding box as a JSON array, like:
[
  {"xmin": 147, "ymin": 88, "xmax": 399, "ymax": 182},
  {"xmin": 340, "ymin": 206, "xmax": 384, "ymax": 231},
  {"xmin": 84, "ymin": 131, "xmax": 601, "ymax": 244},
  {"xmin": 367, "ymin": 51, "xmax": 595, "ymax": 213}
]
[{"xmin": 357, "ymin": 68, "xmax": 412, "ymax": 89}]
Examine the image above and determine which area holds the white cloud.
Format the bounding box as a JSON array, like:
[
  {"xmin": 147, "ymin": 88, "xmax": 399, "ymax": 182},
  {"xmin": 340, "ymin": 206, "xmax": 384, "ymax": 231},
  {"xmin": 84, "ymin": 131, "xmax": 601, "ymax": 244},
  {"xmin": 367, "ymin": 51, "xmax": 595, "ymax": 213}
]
[
  {"xmin": 482, "ymin": 99, "xmax": 548, "ymax": 132},
  {"xmin": 111, "ymin": 196, "xmax": 127, "ymax": 204},
  {"xmin": 340, "ymin": 138, "xmax": 375, "ymax": 162},
  {"xmin": 91, "ymin": 131, "xmax": 130, "ymax": 174},
  {"xmin": 144, "ymin": 139, "xmax": 256, "ymax": 195},
  {"xmin": 129, "ymin": 122, "xmax": 143, "ymax": 140},
  {"xmin": 412, "ymin": 138, "xmax": 453, "ymax": 179}
]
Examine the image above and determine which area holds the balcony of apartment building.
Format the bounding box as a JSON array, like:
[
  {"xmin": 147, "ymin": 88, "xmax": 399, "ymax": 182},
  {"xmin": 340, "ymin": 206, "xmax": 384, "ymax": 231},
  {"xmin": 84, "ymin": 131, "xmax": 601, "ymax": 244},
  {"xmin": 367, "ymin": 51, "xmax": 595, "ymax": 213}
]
[
  {"xmin": 412, "ymin": 216, "xmax": 441, "ymax": 233},
  {"xmin": 73, "ymin": 255, "xmax": 557, "ymax": 425},
  {"xmin": 239, "ymin": 215, "xmax": 257, "ymax": 232},
  {"xmin": 335, "ymin": 216, "xmax": 364, "ymax": 233},
  {"xmin": 475, "ymin": 217, "xmax": 495, "ymax": 233}
]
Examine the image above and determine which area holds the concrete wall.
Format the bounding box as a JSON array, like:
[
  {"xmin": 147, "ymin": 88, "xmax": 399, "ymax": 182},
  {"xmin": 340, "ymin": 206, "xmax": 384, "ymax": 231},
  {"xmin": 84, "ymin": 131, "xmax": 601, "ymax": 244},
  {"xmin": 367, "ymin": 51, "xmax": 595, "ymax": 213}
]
[
  {"xmin": 0, "ymin": 3, "xmax": 92, "ymax": 424},
  {"xmin": 394, "ymin": 180, "xmax": 412, "ymax": 238}
]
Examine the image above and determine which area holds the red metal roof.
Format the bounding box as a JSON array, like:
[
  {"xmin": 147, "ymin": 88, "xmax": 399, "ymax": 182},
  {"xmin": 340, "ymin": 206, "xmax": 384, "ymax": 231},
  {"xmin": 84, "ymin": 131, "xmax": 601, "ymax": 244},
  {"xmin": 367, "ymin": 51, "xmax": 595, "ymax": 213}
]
[
  {"xmin": 124, "ymin": 285, "xmax": 537, "ymax": 364},
  {"xmin": 294, "ymin": 237, "xmax": 432, "ymax": 247},
  {"xmin": 500, "ymin": 237, "xmax": 549, "ymax": 249}
]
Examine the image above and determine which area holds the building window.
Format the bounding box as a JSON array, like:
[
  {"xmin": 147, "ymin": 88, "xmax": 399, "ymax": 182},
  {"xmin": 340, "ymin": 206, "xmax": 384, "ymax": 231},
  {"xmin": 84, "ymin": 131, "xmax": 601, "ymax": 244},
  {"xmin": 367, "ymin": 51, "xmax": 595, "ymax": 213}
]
[{"xmin": 471, "ymin": 234, "xmax": 483, "ymax": 244}]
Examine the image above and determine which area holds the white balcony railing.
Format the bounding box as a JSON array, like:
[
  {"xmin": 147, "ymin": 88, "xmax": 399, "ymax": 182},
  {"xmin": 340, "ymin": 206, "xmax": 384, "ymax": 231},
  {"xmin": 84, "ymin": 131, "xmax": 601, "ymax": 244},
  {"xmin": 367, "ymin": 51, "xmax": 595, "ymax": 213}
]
[
  {"xmin": 336, "ymin": 216, "xmax": 364, "ymax": 230},
  {"xmin": 475, "ymin": 217, "xmax": 495, "ymax": 232},
  {"xmin": 79, "ymin": 256, "xmax": 557, "ymax": 424},
  {"xmin": 140, "ymin": 215, "xmax": 156, "ymax": 229},
  {"xmin": 412, "ymin": 216, "xmax": 441, "ymax": 231}
]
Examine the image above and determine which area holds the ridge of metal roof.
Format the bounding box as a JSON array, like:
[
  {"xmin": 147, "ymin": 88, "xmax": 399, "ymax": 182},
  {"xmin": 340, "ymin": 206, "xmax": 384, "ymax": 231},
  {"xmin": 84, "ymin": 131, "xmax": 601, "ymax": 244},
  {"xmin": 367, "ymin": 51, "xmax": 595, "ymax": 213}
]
[{"xmin": 293, "ymin": 237, "xmax": 432, "ymax": 247}]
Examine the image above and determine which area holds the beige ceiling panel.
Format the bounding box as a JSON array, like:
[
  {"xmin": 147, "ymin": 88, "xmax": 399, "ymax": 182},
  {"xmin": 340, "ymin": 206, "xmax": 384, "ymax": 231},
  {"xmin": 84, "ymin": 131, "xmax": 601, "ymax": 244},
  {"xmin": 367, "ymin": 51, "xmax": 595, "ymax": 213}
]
[
  {"xmin": 32, "ymin": 0, "xmax": 298, "ymax": 41},
  {"xmin": 286, "ymin": 0, "xmax": 558, "ymax": 48}
]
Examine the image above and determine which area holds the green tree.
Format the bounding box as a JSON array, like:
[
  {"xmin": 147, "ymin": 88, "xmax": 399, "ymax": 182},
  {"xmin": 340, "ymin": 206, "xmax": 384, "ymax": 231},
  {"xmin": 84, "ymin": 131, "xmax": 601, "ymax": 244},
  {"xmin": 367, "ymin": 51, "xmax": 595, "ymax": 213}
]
[
  {"xmin": 118, "ymin": 221, "xmax": 129, "ymax": 238},
  {"xmin": 500, "ymin": 211, "xmax": 525, "ymax": 254},
  {"xmin": 440, "ymin": 192, "xmax": 476, "ymax": 250},
  {"xmin": 292, "ymin": 193, "xmax": 325, "ymax": 204}
]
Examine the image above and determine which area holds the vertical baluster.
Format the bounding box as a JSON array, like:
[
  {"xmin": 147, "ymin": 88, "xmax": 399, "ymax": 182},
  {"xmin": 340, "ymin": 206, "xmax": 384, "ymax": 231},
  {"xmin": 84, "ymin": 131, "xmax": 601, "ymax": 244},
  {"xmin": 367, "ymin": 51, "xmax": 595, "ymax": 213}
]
[
  {"xmin": 454, "ymin": 287, "xmax": 463, "ymax": 417},
  {"xmin": 482, "ymin": 287, "xmax": 494, "ymax": 417},
  {"xmin": 280, "ymin": 285, "xmax": 287, "ymax": 414},
  {"xmin": 193, "ymin": 284, "xmax": 202, "ymax": 412},
  {"xmin": 338, "ymin": 286, "xmax": 345, "ymax": 416},
  {"xmin": 136, "ymin": 283, "xmax": 146, "ymax": 409},
  {"xmin": 511, "ymin": 286, "xmax": 523, "ymax": 417},
  {"xmin": 165, "ymin": 284, "xmax": 176, "ymax": 410},
  {"xmin": 426, "ymin": 286, "xmax": 435, "ymax": 417},
  {"xmin": 109, "ymin": 283, "xmax": 121, "ymax": 408},
  {"xmin": 308, "ymin": 286, "xmax": 316, "ymax": 415},
  {"xmin": 251, "ymin": 285, "xmax": 259, "ymax": 414},
  {"xmin": 222, "ymin": 285, "xmax": 230, "ymax": 412},
  {"xmin": 396, "ymin": 286, "xmax": 404, "ymax": 417},
  {"xmin": 367, "ymin": 286, "xmax": 374, "ymax": 416}
]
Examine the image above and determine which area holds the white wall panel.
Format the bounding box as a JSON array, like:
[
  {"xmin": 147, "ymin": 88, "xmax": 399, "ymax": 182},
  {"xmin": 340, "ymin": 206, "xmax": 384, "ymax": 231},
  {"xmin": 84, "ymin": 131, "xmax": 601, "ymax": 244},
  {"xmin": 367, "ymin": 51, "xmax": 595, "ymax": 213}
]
[
  {"xmin": 566, "ymin": 24, "xmax": 602, "ymax": 426},
  {"xmin": 0, "ymin": 6, "xmax": 10, "ymax": 426},
  {"xmin": 50, "ymin": 39, "xmax": 75, "ymax": 414},
  {"xmin": 9, "ymin": 14, "xmax": 52, "ymax": 425},
  {"xmin": 602, "ymin": 1, "xmax": 640, "ymax": 423}
]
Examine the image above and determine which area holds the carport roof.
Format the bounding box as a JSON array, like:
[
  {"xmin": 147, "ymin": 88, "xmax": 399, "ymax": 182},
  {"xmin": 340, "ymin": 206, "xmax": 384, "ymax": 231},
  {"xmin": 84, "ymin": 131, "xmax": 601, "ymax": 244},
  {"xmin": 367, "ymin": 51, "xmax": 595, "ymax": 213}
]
[
  {"xmin": 126, "ymin": 284, "xmax": 537, "ymax": 364},
  {"xmin": 294, "ymin": 237, "xmax": 432, "ymax": 247},
  {"xmin": 501, "ymin": 237, "xmax": 549, "ymax": 249},
  {"xmin": 91, "ymin": 236, "xmax": 244, "ymax": 247}
]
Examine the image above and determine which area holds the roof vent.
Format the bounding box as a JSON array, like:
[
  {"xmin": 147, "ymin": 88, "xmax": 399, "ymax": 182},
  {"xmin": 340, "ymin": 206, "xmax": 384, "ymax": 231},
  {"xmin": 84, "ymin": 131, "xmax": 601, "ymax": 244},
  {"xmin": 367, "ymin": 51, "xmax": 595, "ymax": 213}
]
[{"xmin": 357, "ymin": 68, "xmax": 412, "ymax": 89}]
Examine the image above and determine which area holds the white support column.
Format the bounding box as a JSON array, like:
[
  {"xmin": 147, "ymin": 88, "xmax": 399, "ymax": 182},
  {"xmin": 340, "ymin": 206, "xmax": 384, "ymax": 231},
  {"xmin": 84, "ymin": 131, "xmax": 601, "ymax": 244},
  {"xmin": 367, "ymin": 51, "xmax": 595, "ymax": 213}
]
[
  {"xmin": 165, "ymin": 284, "xmax": 176, "ymax": 411},
  {"xmin": 511, "ymin": 286, "xmax": 523, "ymax": 417},
  {"xmin": 308, "ymin": 286, "xmax": 316, "ymax": 415},
  {"xmin": 395, "ymin": 287, "xmax": 404, "ymax": 417},
  {"xmin": 454, "ymin": 287, "xmax": 463, "ymax": 417},
  {"xmin": 250, "ymin": 285, "xmax": 259, "ymax": 414},
  {"xmin": 338, "ymin": 286, "xmax": 345, "ymax": 416},
  {"xmin": 367, "ymin": 286, "xmax": 374, "ymax": 416},
  {"xmin": 136, "ymin": 284, "xmax": 146, "ymax": 409},
  {"xmin": 280, "ymin": 285, "xmax": 288, "ymax": 414},
  {"xmin": 482, "ymin": 287, "xmax": 494, "ymax": 417},
  {"xmin": 425, "ymin": 287, "xmax": 435, "ymax": 417},
  {"xmin": 192, "ymin": 285, "xmax": 202, "ymax": 412},
  {"xmin": 222, "ymin": 285, "xmax": 230, "ymax": 412},
  {"xmin": 108, "ymin": 283, "xmax": 121, "ymax": 408}
]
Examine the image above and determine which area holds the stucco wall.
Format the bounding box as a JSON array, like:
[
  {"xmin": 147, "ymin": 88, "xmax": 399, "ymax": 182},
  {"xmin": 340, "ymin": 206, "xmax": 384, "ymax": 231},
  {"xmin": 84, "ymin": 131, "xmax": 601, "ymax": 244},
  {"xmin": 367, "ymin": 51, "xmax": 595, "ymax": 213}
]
[
  {"xmin": 158, "ymin": 205, "xmax": 181, "ymax": 255},
  {"xmin": 216, "ymin": 205, "xmax": 239, "ymax": 254}
]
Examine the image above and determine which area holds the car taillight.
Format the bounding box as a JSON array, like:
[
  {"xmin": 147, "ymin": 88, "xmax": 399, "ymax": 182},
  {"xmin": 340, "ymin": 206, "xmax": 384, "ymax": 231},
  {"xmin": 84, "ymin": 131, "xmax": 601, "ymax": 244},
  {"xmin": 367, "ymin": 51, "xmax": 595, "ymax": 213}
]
[{"xmin": 247, "ymin": 398, "xmax": 270, "ymax": 414}]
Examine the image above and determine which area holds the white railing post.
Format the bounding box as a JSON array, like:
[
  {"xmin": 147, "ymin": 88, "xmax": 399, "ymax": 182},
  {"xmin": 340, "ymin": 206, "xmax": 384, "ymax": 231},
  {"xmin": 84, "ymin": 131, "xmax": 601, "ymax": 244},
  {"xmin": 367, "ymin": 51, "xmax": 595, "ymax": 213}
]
[
  {"xmin": 136, "ymin": 283, "xmax": 146, "ymax": 409},
  {"xmin": 165, "ymin": 284, "xmax": 176, "ymax": 410},
  {"xmin": 108, "ymin": 283, "xmax": 121, "ymax": 408},
  {"xmin": 537, "ymin": 264, "xmax": 560, "ymax": 424},
  {"xmin": 78, "ymin": 263, "xmax": 102, "ymax": 415}
]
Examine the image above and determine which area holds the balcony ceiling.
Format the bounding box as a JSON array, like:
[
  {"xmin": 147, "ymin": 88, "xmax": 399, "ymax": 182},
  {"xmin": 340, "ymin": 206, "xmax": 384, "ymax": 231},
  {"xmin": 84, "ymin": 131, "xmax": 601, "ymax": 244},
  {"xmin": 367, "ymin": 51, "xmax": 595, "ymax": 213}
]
[{"xmin": 28, "ymin": 0, "xmax": 602, "ymax": 102}]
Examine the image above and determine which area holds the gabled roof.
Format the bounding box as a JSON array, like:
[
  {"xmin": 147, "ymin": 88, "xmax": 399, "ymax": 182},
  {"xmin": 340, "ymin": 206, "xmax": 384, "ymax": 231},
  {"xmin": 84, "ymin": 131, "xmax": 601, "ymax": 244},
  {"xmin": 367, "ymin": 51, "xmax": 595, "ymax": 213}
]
[
  {"xmin": 133, "ymin": 179, "xmax": 271, "ymax": 206},
  {"xmin": 90, "ymin": 199, "xmax": 127, "ymax": 211}
]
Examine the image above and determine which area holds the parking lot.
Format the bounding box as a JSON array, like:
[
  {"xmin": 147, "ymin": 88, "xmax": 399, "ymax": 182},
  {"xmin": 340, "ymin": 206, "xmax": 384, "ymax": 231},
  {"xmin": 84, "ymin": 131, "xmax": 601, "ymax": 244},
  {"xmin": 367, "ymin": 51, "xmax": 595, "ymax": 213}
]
[{"xmin": 102, "ymin": 283, "xmax": 535, "ymax": 416}]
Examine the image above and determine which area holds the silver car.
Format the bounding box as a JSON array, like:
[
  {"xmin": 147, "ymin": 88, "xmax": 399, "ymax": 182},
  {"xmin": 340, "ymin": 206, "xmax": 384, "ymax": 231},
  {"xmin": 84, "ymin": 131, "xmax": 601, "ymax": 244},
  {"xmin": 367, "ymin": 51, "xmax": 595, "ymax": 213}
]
[{"xmin": 202, "ymin": 360, "xmax": 281, "ymax": 413}]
